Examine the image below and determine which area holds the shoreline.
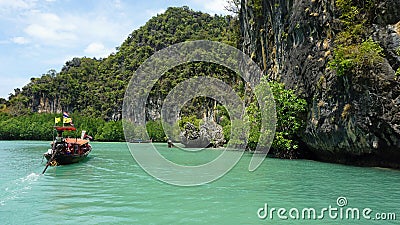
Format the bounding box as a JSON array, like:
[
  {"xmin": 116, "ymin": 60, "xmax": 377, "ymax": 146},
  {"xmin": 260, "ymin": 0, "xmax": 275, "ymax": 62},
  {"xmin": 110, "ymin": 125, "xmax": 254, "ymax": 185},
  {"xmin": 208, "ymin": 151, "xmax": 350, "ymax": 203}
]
[{"xmin": 3, "ymin": 139, "xmax": 400, "ymax": 170}]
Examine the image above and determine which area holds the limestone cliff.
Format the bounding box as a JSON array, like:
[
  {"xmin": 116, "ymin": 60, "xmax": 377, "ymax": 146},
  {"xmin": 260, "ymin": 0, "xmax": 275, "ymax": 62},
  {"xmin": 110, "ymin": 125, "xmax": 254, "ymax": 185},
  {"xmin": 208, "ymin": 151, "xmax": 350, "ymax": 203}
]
[{"xmin": 240, "ymin": 0, "xmax": 400, "ymax": 168}]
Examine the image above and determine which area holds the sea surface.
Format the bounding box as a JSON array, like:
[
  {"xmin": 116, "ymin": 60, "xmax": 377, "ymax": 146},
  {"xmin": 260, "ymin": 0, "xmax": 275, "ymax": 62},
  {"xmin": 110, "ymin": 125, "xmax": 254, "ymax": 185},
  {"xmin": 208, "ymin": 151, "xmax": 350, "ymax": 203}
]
[{"xmin": 0, "ymin": 141, "xmax": 399, "ymax": 224}]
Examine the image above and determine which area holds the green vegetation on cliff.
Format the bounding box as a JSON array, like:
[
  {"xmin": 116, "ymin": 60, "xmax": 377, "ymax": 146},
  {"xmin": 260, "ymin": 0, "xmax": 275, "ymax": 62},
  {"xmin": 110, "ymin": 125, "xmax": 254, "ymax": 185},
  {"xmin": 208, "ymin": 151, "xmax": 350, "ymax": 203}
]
[
  {"xmin": 245, "ymin": 80, "xmax": 307, "ymax": 157},
  {"xmin": 0, "ymin": 5, "xmax": 307, "ymax": 157},
  {"xmin": 0, "ymin": 6, "xmax": 242, "ymax": 142},
  {"xmin": 329, "ymin": 0, "xmax": 385, "ymax": 76},
  {"xmin": 4, "ymin": 7, "xmax": 239, "ymax": 120}
]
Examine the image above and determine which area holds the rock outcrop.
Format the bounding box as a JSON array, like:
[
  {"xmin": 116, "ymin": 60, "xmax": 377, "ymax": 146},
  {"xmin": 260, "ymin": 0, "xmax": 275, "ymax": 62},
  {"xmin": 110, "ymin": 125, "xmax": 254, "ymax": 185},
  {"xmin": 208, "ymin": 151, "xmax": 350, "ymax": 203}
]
[
  {"xmin": 240, "ymin": 0, "xmax": 400, "ymax": 168},
  {"xmin": 180, "ymin": 121, "xmax": 225, "ymax": 148}
]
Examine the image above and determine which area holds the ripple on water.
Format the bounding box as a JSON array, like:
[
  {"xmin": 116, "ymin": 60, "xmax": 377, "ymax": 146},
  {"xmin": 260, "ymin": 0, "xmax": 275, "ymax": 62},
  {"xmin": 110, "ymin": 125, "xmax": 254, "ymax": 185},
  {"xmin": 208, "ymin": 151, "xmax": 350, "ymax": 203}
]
[
  {"xmin": 0, "ymin": 172, "xmax": 41, "ymax": 206},
  {"xmin": 1, "ymin": 141, "xmax": 400, "ymax": 224}
]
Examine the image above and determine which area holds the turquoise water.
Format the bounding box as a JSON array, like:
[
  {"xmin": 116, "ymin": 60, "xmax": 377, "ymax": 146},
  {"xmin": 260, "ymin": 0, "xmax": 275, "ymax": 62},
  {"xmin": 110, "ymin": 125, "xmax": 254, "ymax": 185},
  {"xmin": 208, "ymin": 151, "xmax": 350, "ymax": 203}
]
[{"xmin": 0, "ymin": 141, "xmax": 399, "ymax": 224}]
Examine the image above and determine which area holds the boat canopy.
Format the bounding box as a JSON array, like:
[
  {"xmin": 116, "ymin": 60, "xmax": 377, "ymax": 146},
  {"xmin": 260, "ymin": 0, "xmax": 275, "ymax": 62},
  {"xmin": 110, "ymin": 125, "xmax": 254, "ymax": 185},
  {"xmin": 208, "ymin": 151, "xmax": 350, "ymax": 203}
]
[
  {"xmin": 65, "ymin": 138, "xmax": 89, "ymax": 145},
  {"xmin": 54, "ymin": 126, "xmax": 77, "ymax": 131}
]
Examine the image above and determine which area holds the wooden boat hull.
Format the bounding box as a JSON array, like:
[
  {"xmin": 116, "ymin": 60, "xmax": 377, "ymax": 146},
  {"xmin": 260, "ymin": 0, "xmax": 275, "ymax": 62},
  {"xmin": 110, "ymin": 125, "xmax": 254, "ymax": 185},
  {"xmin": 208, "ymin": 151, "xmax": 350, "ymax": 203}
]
[
  {"xmin": 44, "ymin": 148, "xmax": 91, "ymax": 165},
  {"xmin": 42, "ymin": 126, "xmax": 92, "ymax": 171}
]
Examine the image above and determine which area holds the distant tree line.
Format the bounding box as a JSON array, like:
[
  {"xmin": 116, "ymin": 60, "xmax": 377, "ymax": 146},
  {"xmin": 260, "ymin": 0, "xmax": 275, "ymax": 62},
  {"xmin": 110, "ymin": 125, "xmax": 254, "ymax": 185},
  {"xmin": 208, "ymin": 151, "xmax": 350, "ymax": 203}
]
[
  {"xmin": 0, "ymin": 6, "xmax": 307, "ymax": 158},
  {"xmin": 0, "ymin": 112, "xmax": 125, "ymax": 142}
]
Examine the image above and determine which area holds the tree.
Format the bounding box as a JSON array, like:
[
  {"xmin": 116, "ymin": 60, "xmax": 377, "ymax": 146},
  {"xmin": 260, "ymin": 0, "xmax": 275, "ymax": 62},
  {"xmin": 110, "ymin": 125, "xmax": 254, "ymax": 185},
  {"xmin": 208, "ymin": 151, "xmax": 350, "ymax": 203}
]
[
  {"xmin": 246, "ymin": 80, "xmax": 307, "ymax": 158},
  {"xmin": 225, "ymin": 0, "xmax": 241, "ymax": 14}
]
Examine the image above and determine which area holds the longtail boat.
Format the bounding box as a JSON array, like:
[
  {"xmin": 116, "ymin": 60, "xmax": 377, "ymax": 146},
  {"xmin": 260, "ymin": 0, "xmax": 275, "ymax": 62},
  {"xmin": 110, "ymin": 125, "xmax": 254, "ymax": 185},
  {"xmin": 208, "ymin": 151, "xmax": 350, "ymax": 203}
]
[{"xmin": 43, "ymin": 126, "xmax": 92, "ymax": 172}]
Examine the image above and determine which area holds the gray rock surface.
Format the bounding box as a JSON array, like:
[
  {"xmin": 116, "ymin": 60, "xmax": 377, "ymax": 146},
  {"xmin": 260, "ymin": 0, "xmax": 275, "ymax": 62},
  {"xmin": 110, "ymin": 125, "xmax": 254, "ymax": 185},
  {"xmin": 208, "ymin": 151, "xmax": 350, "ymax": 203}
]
[
  {"xmin": 240, "ymin": 0, "xmax": 400, "ymax": 168},
  {"xmin": 180, "ymin": 121, "xmax": 225, "ymax": 148}
]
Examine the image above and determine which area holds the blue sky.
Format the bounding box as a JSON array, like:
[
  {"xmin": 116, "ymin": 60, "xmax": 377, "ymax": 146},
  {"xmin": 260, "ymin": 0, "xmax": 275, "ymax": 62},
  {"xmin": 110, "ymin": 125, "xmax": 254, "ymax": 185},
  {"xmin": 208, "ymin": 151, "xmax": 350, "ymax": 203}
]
[{"xmin": 0, "ymin": 0, "xmax": 231, "ymax": 99}]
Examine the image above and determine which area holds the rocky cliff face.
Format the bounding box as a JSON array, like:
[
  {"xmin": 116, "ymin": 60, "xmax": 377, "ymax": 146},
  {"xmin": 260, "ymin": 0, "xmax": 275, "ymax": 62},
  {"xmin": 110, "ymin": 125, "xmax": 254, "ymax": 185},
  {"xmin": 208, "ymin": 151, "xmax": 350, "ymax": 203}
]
[{"xmin": 240, "ymin": 0, "xmax": 400, "ymax": 168}]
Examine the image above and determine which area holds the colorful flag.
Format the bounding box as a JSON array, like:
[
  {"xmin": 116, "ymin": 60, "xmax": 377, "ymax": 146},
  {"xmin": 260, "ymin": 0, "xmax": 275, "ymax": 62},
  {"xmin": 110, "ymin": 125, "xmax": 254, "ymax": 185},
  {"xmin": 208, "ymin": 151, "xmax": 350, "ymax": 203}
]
[
  {"xmin": 55, "ymin": 117, "xmax": 61, "ymax": 124},
  {"xmin": 63, "ymin": 112, "xmax": 70, "ymax": 118},
  {"xmin": 63, "ymin": 118, "xmax": 72, "ymax": 124}
]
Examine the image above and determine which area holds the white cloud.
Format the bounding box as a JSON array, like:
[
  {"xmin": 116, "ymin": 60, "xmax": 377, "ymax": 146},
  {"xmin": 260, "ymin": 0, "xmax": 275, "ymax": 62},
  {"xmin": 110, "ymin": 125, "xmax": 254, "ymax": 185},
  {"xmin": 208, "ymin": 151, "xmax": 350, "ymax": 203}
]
[
  {"xmin": 67, "ymin": 14, "xmax": 127, "ymax": 43},
  {"xmin": 12, "ymin": 36, "xmax": 29, "ymax": 44},
  {"xmin": 24, "ymin": 12, "xmax": 77, "ymax": 46},
  {"xmin": 192, "ymin": 0, "xmax": 229, "ymax": 15},
  {"xmin": 3, "ymin": 0, "xmax": 133, "ymax": 51},
  {"xmin": 84, "ymin": 42, "xmax": 105, "ymax": 54},
  {"xmin": 113, "ymin": 0, "xmax": 122, "ymax": 10},
  {"xmin": 1, "ymin": 1, "xmax": 196, "ymax": 99},
  {"xmin": 20, "ymin": 10, "xmax": 129, "ymax": 48},
  {"xmin": 84, "ymin": 42, "xmax": 113, "ymax": 58},
  {"xmin": 25, "ymin": 23, "xmax": 76, "ymax": 44},
  {"xmin": 0, "ymin": 0, "xmax": 36, "ymax": 10},
  {"xmin": 146, "ymin": 8, "xmax": 166, "ymax": 17}
]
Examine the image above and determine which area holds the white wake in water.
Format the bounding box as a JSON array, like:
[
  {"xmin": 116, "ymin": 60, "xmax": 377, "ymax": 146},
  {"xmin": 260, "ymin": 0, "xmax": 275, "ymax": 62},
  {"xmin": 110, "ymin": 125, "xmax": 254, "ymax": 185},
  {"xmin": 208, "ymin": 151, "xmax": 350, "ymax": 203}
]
[{"xmin": 0, "ymin": 172, "xmax": 40, "ymax": 206}]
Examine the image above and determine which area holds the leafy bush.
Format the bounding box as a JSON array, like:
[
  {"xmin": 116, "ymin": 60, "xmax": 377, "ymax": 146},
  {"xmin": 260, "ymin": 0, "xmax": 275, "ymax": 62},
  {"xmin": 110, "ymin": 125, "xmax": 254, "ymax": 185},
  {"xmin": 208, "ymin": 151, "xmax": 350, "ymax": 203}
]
[
  {"xmin": 330, "ymin": 1, "xmax": 384, "ymax": 77},
  {"xmin": 246, "ymin": 80, "xmax": 307, "ymax": 157},
  {"xmin": 95, "ymin": 121, "xmax": 124, "ymax": 142},
  {"xmin": 0, "ymin": 113, "xmax": 125, "ymax": 142},
  {"xmin": 329, "ymin": 38, "xmax": 384, "ymax": 76},
  {"xmin": 146, "ymin": 119, "xmax": 167, "ymax": 142},
  {"xmin": 336, "ymin": 0, "xmax": 360, "ymax": 27},
  {"xmin": 178, "ymin": 115, "xmax": 203, "ymax": 129}
]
